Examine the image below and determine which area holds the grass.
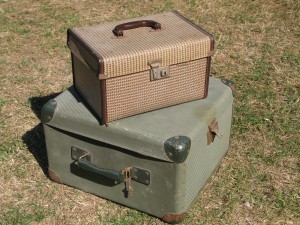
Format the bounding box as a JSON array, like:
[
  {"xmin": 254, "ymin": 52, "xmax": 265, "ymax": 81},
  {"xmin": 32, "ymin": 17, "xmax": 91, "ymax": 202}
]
[
  {"xmin": 0, "ymin": 0, "xmax": 299, "ymax": 224},
  {"xmin": 2, "ymin": 204, "xmax": 49, "ymax": 225}
]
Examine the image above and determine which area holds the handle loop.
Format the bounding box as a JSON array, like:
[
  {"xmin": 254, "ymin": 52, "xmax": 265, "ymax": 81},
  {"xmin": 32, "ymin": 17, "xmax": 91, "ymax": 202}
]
[
  {"xmin": 71, "ymin": 147, "xmax": 150, "ymax": 185},
  {"xmin": 112, "ymin": 20, "xmax": 161, "ymax": 37},
  {"xmin": 78, "ymin": 155, "xmax": 125, "ymax": 182}
]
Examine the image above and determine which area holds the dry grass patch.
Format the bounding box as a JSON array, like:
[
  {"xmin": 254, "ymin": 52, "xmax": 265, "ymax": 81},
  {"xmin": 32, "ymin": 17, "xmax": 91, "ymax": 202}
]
[{"xmin": 0, "ymin": 0, "xmax": 299, "ymax": 224}]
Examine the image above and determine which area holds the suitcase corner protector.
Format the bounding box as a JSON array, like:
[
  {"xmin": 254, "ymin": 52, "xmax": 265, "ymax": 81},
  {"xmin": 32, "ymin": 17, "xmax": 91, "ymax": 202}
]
[
  {"xmin": 162, "ymin": 212, "xmax": 188, "ymax": 224},
  {"xmin": 164, "ymin": 136, "xmax": 191, "ymax": 163},
  {"xmin": 221, "ymin": 79, "xmax": 236, "ymax": 97},
  {"xmin": 41, "ymin": 99, "xmax": 57, "ymax": 124},
  {"xmin": 48, "ymin": 168, "xmax": 62, "ymax": 184}
]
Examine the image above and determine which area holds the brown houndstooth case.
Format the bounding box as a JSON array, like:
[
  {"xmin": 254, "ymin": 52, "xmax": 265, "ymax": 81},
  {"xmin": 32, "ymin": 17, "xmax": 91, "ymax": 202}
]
[{"xmin": 67, "ymin": 11, "xmax": 214, "ymax": 124}]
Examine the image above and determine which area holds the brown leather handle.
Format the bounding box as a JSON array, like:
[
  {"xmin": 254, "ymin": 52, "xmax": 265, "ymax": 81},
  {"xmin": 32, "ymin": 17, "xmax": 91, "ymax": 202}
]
[{"xmin": 113, "ymin": 20, "xmax": 161, "ymax": 37}]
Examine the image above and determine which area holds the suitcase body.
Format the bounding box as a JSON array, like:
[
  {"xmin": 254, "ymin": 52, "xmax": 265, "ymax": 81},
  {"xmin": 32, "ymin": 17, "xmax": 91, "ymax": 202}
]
[
  {"xmin": 67, "ymin": 11, "xmax": 214, "ymax": 124},
  {"xmin": 41, "ymin": 77, "xmax": 234, "ymax": 223}
]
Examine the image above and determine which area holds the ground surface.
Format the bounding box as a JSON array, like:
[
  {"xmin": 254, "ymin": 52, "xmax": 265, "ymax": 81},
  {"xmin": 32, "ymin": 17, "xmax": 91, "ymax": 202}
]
[{"xmin": 0, "ymin": 0, "xmax": 299, "ymax": 224}]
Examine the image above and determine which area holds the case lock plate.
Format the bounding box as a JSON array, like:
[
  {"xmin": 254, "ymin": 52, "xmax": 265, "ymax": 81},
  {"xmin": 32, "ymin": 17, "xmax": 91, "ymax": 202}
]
[
  {"xmin": 148, "ymin": 59, "xmax": 170, "ymax": 81},
  {"xmin": 207, "ymin": 118, "xmax": 223, "ymax": 145}
]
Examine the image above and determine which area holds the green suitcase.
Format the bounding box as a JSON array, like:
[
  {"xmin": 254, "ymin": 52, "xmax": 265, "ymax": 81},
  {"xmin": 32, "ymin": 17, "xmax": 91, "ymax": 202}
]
[{"xmin": 41, "ymin": 77, "xmax": 235, "ymax": 223}]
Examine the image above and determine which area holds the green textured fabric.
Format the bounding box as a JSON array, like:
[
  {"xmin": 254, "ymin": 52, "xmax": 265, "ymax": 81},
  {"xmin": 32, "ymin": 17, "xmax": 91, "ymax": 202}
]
[
  {"xmin": 42, "ymin": 77, "xmax": 234, "ymax": 219},
  {"xmin": 44, "ymin": 77, "xmax": 232, "ymax": 162}
]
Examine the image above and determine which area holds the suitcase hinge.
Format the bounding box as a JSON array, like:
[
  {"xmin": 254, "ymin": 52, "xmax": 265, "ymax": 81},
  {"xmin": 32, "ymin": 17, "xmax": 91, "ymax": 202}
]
[
  {"xmin": 148, "ymin": 59, "xmax": 170, "ymax": 81},
  {"xmin": 207, "ymin": 118, "xmax": 223, "ymax": 145}
]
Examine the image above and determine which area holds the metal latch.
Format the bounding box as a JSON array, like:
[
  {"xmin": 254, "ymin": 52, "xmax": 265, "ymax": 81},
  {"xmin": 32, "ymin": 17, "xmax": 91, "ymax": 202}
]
[
  {"xmin": 71, "ymin": 146, "xmax": 150, "ymax": 197},
  {"xmin": 148, "ymin": 59, "xmax": 170, "ymax": 81},
  {"xmin": 122, "ymin": 167, "xmax": 150, "ymax": 197},
  {"xmin": 207, "ymin": 119, "xmax": 223, "ymax": 145}
]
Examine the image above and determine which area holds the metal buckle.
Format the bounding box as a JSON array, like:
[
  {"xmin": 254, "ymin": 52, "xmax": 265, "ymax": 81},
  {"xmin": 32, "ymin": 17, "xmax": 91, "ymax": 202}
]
[
  {"xmin": 207, "ymin": 118, "xmax": 223, "ymax": 145},
  {"xmin": 148, "ymin": 59, "xmax": 170, "ymax": 81}
]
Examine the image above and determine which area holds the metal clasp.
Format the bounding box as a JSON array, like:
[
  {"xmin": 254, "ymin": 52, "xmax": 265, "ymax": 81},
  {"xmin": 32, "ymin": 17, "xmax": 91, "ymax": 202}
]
[
  {"xmin": 148, "ymin": 59, "xmax": 170, "ymax": 81},
  {"xmin": 122, "ymin": 167, "xmax": 133, "ymax": 197},
  {"xmin": 122, "ymin": 167, "xmax": 150, "ymax": 197},
  {"xmin": 207, "ymin": 118, "xmax": 223, "ymax": 145}
]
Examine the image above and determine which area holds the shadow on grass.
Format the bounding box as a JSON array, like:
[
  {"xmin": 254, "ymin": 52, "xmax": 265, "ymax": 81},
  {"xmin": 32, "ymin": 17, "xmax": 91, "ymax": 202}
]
[{"xmin": 22, "ymin": 93, "xmax": 61, "ymax": 176}]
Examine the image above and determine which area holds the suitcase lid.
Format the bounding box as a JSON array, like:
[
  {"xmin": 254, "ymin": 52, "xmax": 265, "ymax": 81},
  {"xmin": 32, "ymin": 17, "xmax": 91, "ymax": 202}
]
[
  {"xmin": 42, "ymin": 77, "xmax": 234, "ymax": 163},
  {"xmin": 67, "ymin": 11, "xmax": 214, "ymax": 80}
]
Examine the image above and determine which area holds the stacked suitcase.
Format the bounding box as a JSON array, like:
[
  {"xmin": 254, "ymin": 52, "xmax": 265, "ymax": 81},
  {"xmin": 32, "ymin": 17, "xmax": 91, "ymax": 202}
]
[{"xmin": 42, "ymin": 11, "xmax": 235, "ymax": 223}]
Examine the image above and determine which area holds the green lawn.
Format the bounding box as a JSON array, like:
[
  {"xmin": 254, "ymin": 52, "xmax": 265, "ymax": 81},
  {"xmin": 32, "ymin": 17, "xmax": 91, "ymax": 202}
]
[{"xmin": 0, "ymin": 0, "xmax": 299, "ymax": 224}]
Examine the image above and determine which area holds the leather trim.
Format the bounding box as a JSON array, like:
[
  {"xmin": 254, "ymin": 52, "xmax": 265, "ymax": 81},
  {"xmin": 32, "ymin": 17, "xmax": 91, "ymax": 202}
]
[
  {"xmin": 48, "ymin": 168, "xmax": 62, "ymax": 184},
  {"xmin": 100, "ymin": 80, "xmax": 108, "ymax": 125},
  {"xmin": 68, "ymin": 29, "xmax": 107, "ymax": 124},
  {"xmin": 97, "ymin": 50, "xmax": 107, "ymax": 125},
  {"xmin": 71, "ymin": 53, "xmax": 76, "ymax": 90},
  {"xmin": 171, "ymin": 10, "xmax": 215, "ymax": 51},
  {"xmin": 203, "ymin": 57, "xmax": 211, "ymax": 98},
  {"xmin": 171, "ymin": 10, "xmax": 214, "ymax": 99},
  {"xmin": 67, "ymin": 28, "xmax": 101, "ymax": 74},
  {"xmin": 162, "ymin": 212, "xmax": 188, "ymax": 224},
  {"xmin": 208, "ymin": 50, "xmax": 216, "ymax": 57}
]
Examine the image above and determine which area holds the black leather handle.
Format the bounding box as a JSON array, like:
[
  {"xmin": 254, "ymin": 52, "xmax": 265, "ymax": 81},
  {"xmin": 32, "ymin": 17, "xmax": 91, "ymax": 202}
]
[
  {"xmin": 113, "ymin": 20, "xmax": 161, "ymax": 37},
  {"xmin": 78, "ymin": 157, "xmax": 125, "ymax": 182}
]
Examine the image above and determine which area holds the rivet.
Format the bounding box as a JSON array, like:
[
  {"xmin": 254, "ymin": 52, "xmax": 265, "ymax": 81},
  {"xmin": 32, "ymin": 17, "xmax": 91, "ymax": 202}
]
[
  {"xmin": 145, "ymin": 171, "xmax": 150, "ymax": 176},
  {"xmin": 145, "ymin": 180, "xmax": 149, "ymax": 184}
]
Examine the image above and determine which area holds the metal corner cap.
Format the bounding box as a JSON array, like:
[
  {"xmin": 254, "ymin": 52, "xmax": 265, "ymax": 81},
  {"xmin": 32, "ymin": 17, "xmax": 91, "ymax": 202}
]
[
  {"xmin": 164, "ymin": 136, "xmax": 191, "ymax": 163},
  {"xmin": 48, "ymin": 168, "xmax": 62, "ymax": 184},
  {"xmin": 162, "ymin": 212, "xmax": 188, "ymax": 223},
  {"xmin": 41, "ymin": 99, "xmax": 57, "ymax": 124},
  {"xmin": 221, "ymin": 79, "xmax": 236, "ymax": 97}
]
